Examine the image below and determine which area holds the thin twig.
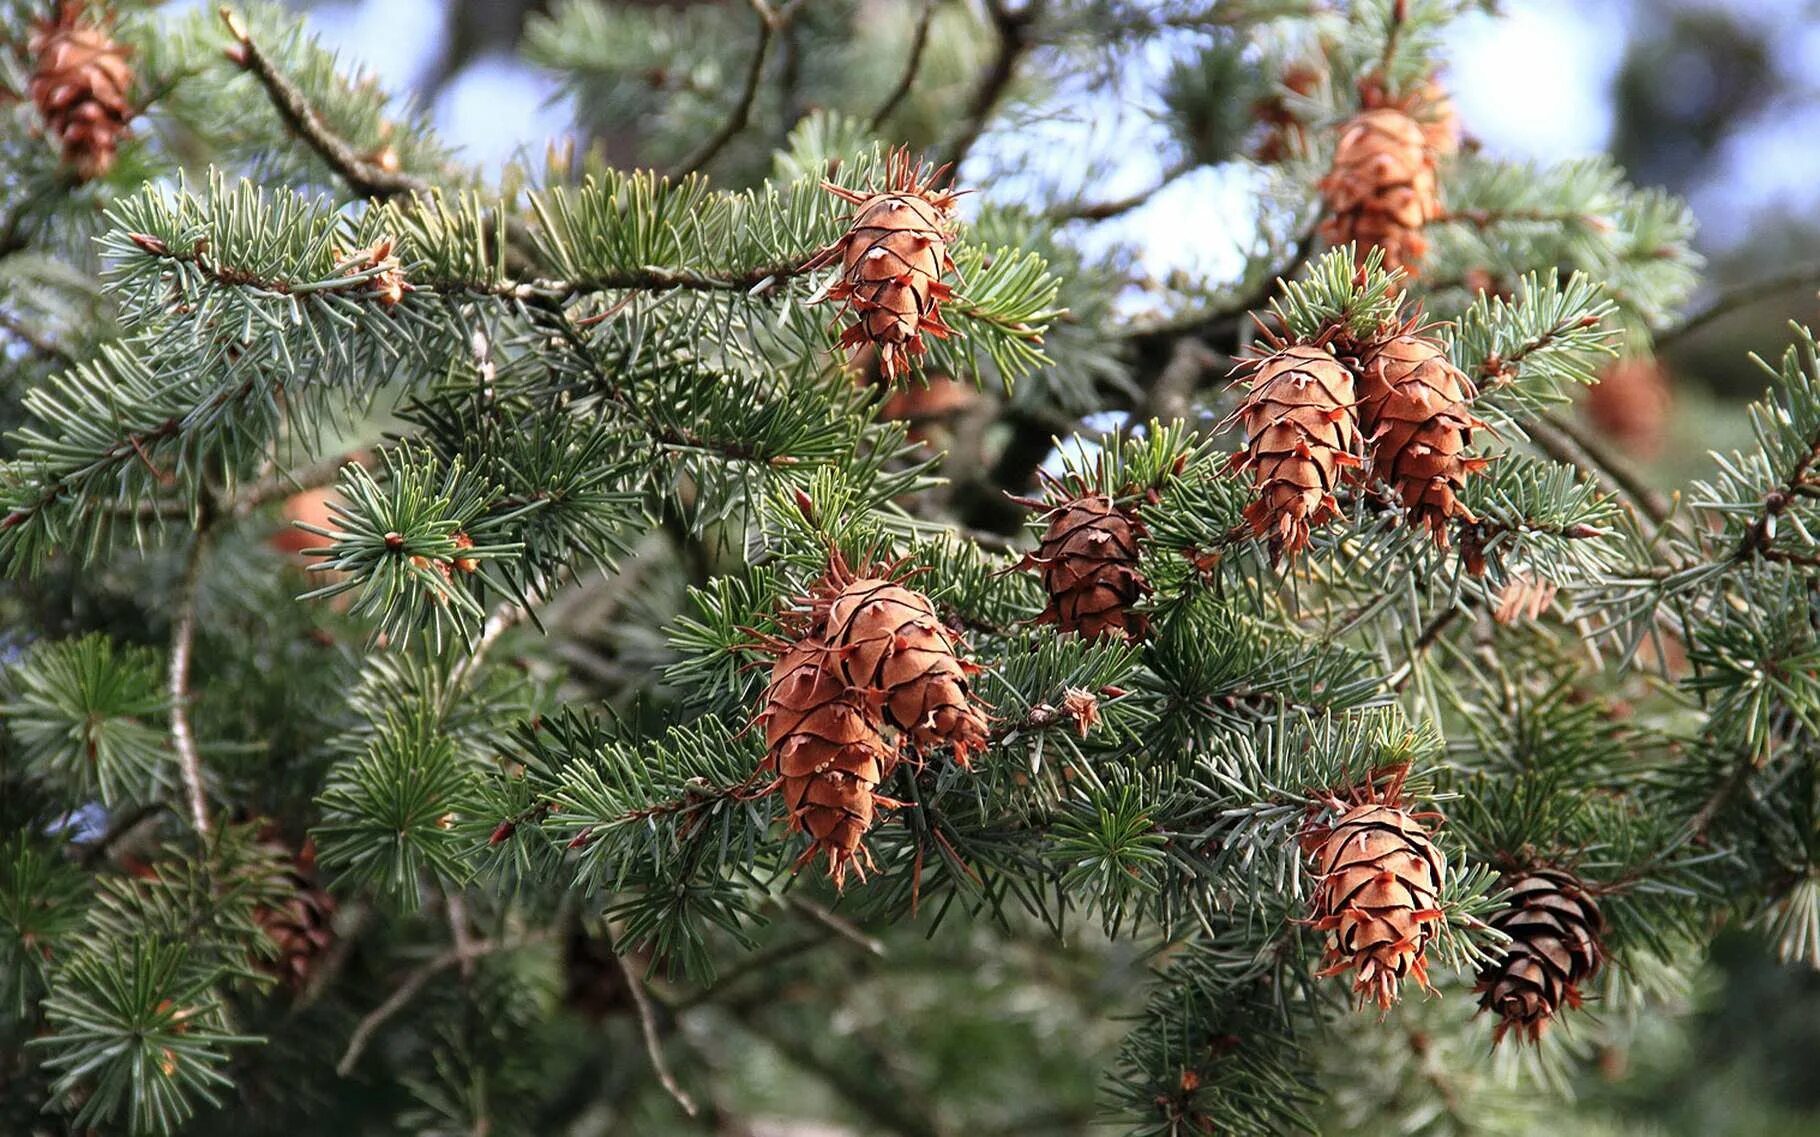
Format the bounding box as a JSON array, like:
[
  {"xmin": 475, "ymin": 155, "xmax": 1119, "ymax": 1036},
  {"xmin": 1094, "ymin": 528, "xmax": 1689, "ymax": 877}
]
[
  {"xmin": 869, "ymin": 0, "xmax": 937, "ymax": 130},
  {"xmin": 1537, "ymin": 411, "xmax": 1673, "ymax": 527},
  {"xmin": 219, "ymin": 7, "xmax": 429, "ymax": 200},
  {"xmin": 939, "ymin": 0, "xmax": 1045, "ymax": 171},
  {"xmin": 1051, "ymin": 156, "xmax": 1196, "ymax": 223},
  {"xmin": 169, "ymin": 522, "xmax": 215, "ymax": 837},
  {"xmin": 669, "ymin": 1, "xmax": 783, "ymax": 179},
  {"xmin": 336, "ymin": 933, "xmax": 549, "ymax": 1076},
  {"xmin": 445, "ymin": 600, "xmax": 523, "ymax": 698},
  {"xmin": 1656, "ymin": 265, "xmax": 1820, "ymax": 351},
  {"xmin": 783, "ymin": 895, "xmax": 886, "ymax": 956},
  {"xmin": 609, "ymin": 926, "xmax": 699, "ymax": 1117}
]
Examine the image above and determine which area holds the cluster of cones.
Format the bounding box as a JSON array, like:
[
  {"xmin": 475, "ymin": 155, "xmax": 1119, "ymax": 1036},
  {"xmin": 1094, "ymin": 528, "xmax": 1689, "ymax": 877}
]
[
  {"xmin": 1225, "ymin": 310, "xmax": 1490, "ymax": 563},
  {"xmin": 1299, "ymin": 777, "xmax": 1607, "ymax": 1043},
  {"xmin": 755, "ymin": 554, "xmax": 988, "ymax": 886},
  {"xmin": 25, "ymin": 1, "xmax": 135, "ymax": 181}
]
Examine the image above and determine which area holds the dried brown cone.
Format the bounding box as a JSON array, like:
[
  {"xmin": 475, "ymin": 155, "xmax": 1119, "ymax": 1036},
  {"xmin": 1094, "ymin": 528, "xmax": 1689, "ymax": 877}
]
[
  {"xmin": 1301, "ymin": 797, "xmax": 1445, "ymax": 1010},
  {"xmin": 1357, "ymin": 322, "xmax": 1491, "ymax": 545},
  {"xmin": 1223, "ymin": 339, "xmax": 1364, "ymax": 563},
  {"xmin": 1584, "ymin": 357, "xmax": 1672, "ymax": 460},
  {"xmin": 1475, "ymin": 868, "xmax": 1605, "ymax": 1044},
  {"xmin": 28, "ymin": 2, "xmax": 134, "ymax": 181},
  {"xmin": 1015, "ymin": 490, "xmax": 1152, "ymax": 641},
  {"xmin": 808, "ymin": 557, "xmax": 989, "ymax": 765},
  {"xmin": 1318, "ymin": 107, "xmax": 1439, "ymax": 274},
  {"xmin": 250, "ymin": 836, "xmax": 337, "ymax": 992},
  {"xmin": 803, "ymin": 148, "xmax": 963, "ymax": 383},
  {"xmin": 756, "ymin": 637, "xmax": 901, "ymax": 886}
]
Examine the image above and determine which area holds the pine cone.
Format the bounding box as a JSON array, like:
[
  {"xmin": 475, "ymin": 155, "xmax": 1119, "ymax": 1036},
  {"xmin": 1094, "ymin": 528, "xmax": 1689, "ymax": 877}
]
[
  {"xmin": 1357, "ymin": 324, "xmax": 1490, "ymax": 545},
  {"xmin": 251, "ymin": 837, "xmax": 337, "ymax": 992},
  {"xmin": 1017, "ymin": 492, "xmax": 1151, "ymax": 641},
  {"xmin": 818, "ymin": 572, "xmax": 989, "ymax": 764},
  {"xmin": 1302, "ymin": 801, "xmax": 1445, "ymax": 1010},
  {"xmin": 28, "ymin": 2, "xmax": 134, "ymax": 181},
  {"xmin": 1318, "ymin": 108, "xmax": 1438, "ymax": 275},
  {"xmin": 1252, "ymin": 61, "xmax": 1324, "ymax": 163},
  {"xmin": 1475, "ymin": 868, "xmax": 1605, "ymax": 1043},
  {"xmin": 1584, "ymin": 357, "xmax": 1671, "ymax": 460},
  {"xmin": 1224, "ymin": 341, "xmax": 1363, "ymax": 563},
  {"xmin": 757, "ymin": 638, "xmax": 901, "ymax": 886},
  {"xmin": 804, "ymin": 148, "xmax": 962, "ymax": 383}
]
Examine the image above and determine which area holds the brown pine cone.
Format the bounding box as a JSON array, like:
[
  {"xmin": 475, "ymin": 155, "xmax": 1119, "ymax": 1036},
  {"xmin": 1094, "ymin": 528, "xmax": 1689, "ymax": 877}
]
[
  {"xmin": 1357, "ymin": 324, "xmax": 1490, "ymax": 546},
  {"xmin": 251, "ymin": 837, "xmax": 337, "ymax": 992},
  {"xmin": 803, "ymin": 148, "xmax": 962, "ymax": 383},
  {"xmin": 816, "ymin": 570, "xmax": 989, "ymax": 765},
  {"xmin": 1016, "ymin": 491, "xmax": 1151, "ymax": 641},
  {"xmin": 1475, "ymin": 868, "xmax": 1605, "ymax": 1044},
  {"xmin": 28, "ymin": 2, "xmax": 134, "ymax": 181},
  {"xmin": 1584, "ymin": 357, "xmax": 1672, "ymax": 460},
  {"xmin": 1302, "ymin": 799, "xmax": 1446, "ymax": 1010},
  {"xmin": 1252, "ymin": 61, "xmax": 1324, "ymax": 164},
  {"xmin": 1318, "ymin": 108, "xmax": 1438, "ymax": 275},
  {"xmin": 757, "ymin": 638, "xmax": 901, "ymax": 886},
  {"xmin": 1224, "ymin": 341, "xmax": 1364, "ymax": 563}
]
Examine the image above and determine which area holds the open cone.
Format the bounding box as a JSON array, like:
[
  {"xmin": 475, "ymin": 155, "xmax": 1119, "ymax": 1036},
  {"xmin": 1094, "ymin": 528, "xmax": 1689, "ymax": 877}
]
[
  {"xmin": 1356, "ymin": 321, "xmax": 1491, "ymax": 546},
  {"xmin": 1319, "ymin": 107, "xmax": 1438, "ymax": 275},
  {"xmin": 803, "ymin": 148, "xmax": 963, "ymax": 383},
  {"xmin": 1301, "ymin": 798, "xmax": 1446, "ymax": 1010},
  {"xmin": 28, "ymin": 2, "xmax": 134, "ymax": 181},
  {"xmin": 1223, "ymin": 340, "xmax": 1364, "ymax": 563}
]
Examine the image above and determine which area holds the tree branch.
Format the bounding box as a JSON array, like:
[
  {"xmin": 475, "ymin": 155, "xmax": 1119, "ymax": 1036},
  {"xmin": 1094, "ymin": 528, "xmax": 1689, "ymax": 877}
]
[
  {"xmin": 939, "ymin": 0, "xmax": 1045, "ymax": 171},
  {"xmin": 608, "ymin": 924, "xmax": 699, "ymax": 1117},
  {"xmin": 668, "ymin": 1, "xmax": 790, "ymax": 179},
  {"xmin": 1655, "ymin": 264, "xmax": 1820, "ymax": 351},
  {"xmin": 1050, "ymin": 156, "xmax": 1197, "ymax": 223},
  {"xmin": 169, "ymin": 519, "xmax": 215, "ymax": 837},
  {"xmin": 870, "ymin": 0, "xmax": 937, "ymax": 130},
  {"xmin": 219, "ymin": 7, "xmax": 430, "ymax": 201}
]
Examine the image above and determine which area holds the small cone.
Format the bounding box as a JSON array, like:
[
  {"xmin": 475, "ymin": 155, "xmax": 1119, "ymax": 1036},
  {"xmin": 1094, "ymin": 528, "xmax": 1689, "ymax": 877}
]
[
  {"xmin": 1223, "ymin": 340, "xmax": 1363, "ymax": 563},
  {"xmin": 1356, "ymin": 322, "xmax": 1489, "ymax": 546},
  {"xmin": 28, "ymin": 2, "xmax": 134, "ymax": 181},
  {"xmin": 1252, "ymin": 61, "xmax": 1325, "ymax": 163},
  {"xmin": 1301, "ymin": 797, "xmax": 1445, "ymax": 1010},
  {"xmin": 1475, "ymin": 868, "xmax": 1605, "ymax": 1044},
  {"xmin": 251, "ymin": 835, "xmax": 337, "ymax": 992},
  {"xmin": 756, "ymin": 637, "xmax": 901, "ymax": 887},
  {"xmin": 811, "ymin": 562, "xmax": 989, "ymax": 765},
  {"xmin": 1017, "ymin": 490, "xmax": 1151, "ymax": 641},
  {"xmin": 1319, "ymin": 107, "xmax": 1438, "ymax": 275},
  {"xmin": 1584, "ymin": 357, "xmax": 1671, "ymax": 460},
  {"xmin": 803, "ymin": 148, "xmax": 963, "ymax": 383}
]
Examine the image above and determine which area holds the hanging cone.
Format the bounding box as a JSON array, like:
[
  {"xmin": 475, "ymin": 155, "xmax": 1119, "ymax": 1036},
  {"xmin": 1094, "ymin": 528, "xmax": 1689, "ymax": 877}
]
[
  {"xmin": 1584, "ymin": 357, "xmax": 1672, "ymax": 460},
  {"xmin": 1252, "ymin": 61, "xmax": 1325, "ymax": 163},
  {"xmin": 28, "ymin": 2, "xmax": 134, "ymax": 181},
  {"xmin": 1356, "ymin": 321, "xmax": 1491, "ymax": 546},
  {"xmin": 1475, "ymin": 868, "xmax": 1605, "ymax": 1044},
  {"xmin": 250, "ymin": 834, "xmax": 337, "ymax": 992},
  {"xmin": 806, "ymin": 555, "xmax": 989, "ymax": 765},
  {"xmin": 802, "ymin": 148, "xmax": 964, "ymax": 383},
  {"xmin": 1318, "ymin": 107, "xmax": 1438, "ymax": 275},
  {"xmin": 1015, "ymin": 489, "xmax": 1151, "ymax": 641},
  {"xmin": 1223, "ymin": 339, "xmax": 1363, "ymax": 563},
  {"xmin": 756, "ymin": 637, "xmax": 902, "ymax": 887},
  {"xmin": 1301, "ymin": 797, "xmax": 1446, "ymax": 1010}
]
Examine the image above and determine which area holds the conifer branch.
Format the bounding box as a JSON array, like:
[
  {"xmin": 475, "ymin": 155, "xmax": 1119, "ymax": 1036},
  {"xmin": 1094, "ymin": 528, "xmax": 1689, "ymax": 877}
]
[
  {"xmin": 1656, "ymin": 265, "xmax": 1820, "ymax": 350},
  {"xmin": 218, "ymin": 7, "xmax": 430, "ymax": 200},
  {"xmin": 668, "ymin": 1, "xmax": 793, "ymax": 179},
  {"xmin": 1051, "ymin": 156, "xmax": 1196, "ymax": 223}
]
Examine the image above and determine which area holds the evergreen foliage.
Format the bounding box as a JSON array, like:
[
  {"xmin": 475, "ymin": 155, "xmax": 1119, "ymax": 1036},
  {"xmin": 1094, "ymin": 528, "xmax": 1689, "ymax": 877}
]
[{"xmin": 0, "ymin": 1, "xmax": 1815, "ymax": 1134}]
